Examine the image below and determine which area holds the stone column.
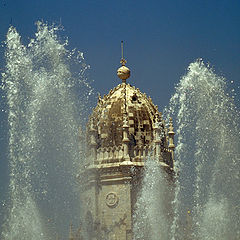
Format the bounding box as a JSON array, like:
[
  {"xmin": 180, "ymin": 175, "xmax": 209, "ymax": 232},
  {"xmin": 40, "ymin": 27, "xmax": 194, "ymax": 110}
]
[
  {"xmin": 89, "ymin": 118, "xmax": 97, "ymax": 164},
  {"xmin": 153, "ymin": 115, "xmax": 161, "ymax": 158},
  {"xmin": 168, "ymin": 117, "xmax": 175, "ymax": 164}
]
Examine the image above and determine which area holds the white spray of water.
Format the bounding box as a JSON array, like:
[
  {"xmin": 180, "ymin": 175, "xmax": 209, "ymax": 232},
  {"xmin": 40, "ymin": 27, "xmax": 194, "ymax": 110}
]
[
  {"xmin": 133, "ymin": 156, "xmax": 172, "ymax": 240},
  {"xmin": 166, "ymin": 60, "xmax": 240, "ymax": 239},
  {"xmin": 1, "ymin": 22, "xmax": 93, "ymax": 240}
]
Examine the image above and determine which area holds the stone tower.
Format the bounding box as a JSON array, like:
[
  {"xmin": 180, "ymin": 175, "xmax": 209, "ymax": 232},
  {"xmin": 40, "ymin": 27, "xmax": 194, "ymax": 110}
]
[{"xmin": 80, "ymin": 45, "xmax": 175, "ymax": 240}]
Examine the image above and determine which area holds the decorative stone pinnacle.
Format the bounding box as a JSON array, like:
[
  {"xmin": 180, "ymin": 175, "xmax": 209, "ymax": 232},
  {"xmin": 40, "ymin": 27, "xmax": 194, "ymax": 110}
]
[
  {"xmin": 90, "ymin": 118, "xmax": 95, "ymax": 131},
  {"xmin": 169, "ymin": 117, "xmax": 174, "ymax": 133},
  {"xmin": 168, "ymin": 117, "xmax": 175, "ymax": 150},
  {"xmin": 123, "ymin": 113, "xmax": 129, "ymax": 128},
  {"xmin": 98, "ymin": 93, "xmax": 102, "ymax": 103}
]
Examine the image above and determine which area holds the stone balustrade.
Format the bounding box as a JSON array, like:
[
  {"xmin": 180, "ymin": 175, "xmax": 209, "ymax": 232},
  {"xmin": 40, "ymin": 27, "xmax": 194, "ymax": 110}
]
[
  {"xmin": 92, "ymin": 144, "xmax": 169, "ymax": 165},
  {"xmin": 96, "ymin": 146, "xmax": 124, "ymax": 164},
  {"xmin": 133, "ymin": 145, "xmax": 151, "ymax": 161}
]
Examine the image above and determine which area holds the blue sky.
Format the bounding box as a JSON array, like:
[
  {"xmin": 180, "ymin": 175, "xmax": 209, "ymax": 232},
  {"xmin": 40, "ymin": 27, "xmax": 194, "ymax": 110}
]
[
  {"xmin": 0, "ymin": 0, "xmax": 239, "ymax": 107},
  {"xmin": 0, "ymin": 0, "xmax": 240, "ymax": 231}
]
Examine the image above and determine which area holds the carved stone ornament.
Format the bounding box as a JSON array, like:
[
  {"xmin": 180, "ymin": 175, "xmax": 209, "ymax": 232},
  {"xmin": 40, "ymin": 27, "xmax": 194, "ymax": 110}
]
[{"xmin": 106, "ymin": 192, "xmax": 119, "ymax": 207}]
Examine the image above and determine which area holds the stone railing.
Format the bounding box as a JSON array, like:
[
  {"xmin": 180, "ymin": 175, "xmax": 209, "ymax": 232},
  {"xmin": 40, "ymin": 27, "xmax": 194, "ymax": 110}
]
[
  {"xmin": 93, "ymin": 144, "xmax": 170, "ymax": 165},
  {"xmin": 132, "ymin": 145, "xmax": 153, "ymax": 162},
  {"xmin": 96, "ymin": 146, "xmax": 124, "ymax": 164}
]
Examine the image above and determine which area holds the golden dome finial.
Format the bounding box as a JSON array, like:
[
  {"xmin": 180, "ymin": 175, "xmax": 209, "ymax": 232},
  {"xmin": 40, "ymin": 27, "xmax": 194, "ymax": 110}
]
[{"xmin": 117, "ymin": 41, "xmax": 130, "ymax": 82}]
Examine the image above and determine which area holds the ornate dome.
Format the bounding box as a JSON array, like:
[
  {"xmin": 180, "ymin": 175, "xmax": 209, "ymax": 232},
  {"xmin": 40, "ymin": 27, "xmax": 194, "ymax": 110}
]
[
  {"xmin": 87, "ymin": 82, "xmax": 174, "ymax": 168},
  {"xmin": 91, "ymin": 83, "xmax": 159, "ymax": 147}
]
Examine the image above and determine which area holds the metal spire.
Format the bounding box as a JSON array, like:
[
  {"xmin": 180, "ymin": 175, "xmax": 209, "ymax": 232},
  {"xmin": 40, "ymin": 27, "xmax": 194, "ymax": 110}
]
[
  {"xmin": 117, "ymin": 41, "xmax": 130, "ymax": 81},
  {"xmin": 120, "ymin": 41, "xmax": 127, "ymax": 66}
]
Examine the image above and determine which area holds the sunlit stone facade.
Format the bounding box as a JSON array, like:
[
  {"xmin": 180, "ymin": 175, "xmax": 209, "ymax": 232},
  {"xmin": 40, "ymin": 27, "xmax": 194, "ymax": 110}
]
[{"xmin": 79, "ymin": 57, "xmax": 175, "ymax": 240}]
